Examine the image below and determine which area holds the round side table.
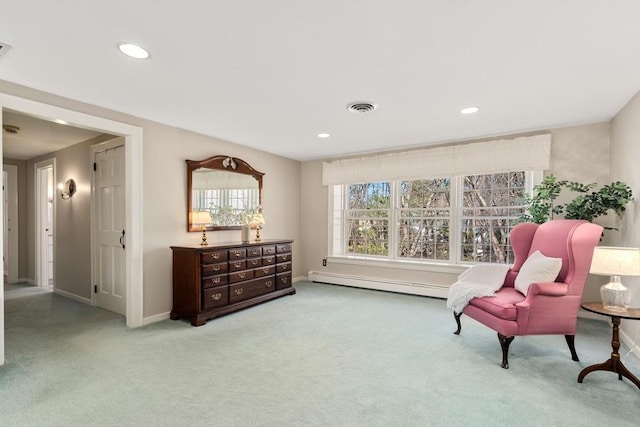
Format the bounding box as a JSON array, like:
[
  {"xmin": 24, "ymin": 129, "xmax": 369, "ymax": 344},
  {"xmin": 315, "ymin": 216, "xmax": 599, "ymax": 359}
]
[{"xmin": 578, "ymin": 302, "xmax": 640, "ymax": 389}]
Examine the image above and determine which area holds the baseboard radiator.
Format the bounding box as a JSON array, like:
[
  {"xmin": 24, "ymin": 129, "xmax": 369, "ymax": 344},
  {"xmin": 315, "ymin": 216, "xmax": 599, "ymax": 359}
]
[{"xmin": 307, "ymin": 271, "xmax": 449, "ymax": 299}]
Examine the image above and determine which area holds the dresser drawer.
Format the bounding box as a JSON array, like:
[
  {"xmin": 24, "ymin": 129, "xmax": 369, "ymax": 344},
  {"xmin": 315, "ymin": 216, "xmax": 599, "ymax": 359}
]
[
  {"xmin": 262, "ymin": 255, "xmax": 275, "ymax": 266},
  {"xmin": 229, "ymin": 260, "xmax": 246, "ymax": 272},
  {"xmin": 229, "ymin": 277, "xmax": 275, "ymax": 303},
  {"xmin": 276, "ymin": 244, "xmax": 291, "ymax": 253},
  {"xmin": 228, "ymin": 248, "xmax": 246, "ymax": 260},
  {"xmin": 202, "ymin": 263, "xmax": 227, "ymax": 276},
  {"xmin": 202, "ymin": 274, "xmax": 228, "ymax": 288},
  {"xmin": 276, "ymin": 253, "xmax": 291, "ymax": 263},
  {"xmin": 247, "ymin": 257, "xmax": 262, "ymax": 268},
  {"xmin": 254, "ymin": 265, "xmax": 275, "ymax": 278},
  {"xmin": 262, "ymin": 245, "xmax": 276, "ymax": 256},
  {"xmin": 247, "ymin": 247, "xmax": 262, "ymax": 258},
  {"xmin": 276, "ymin": 262, "xmax": 291, "ymax": 273},
  {"xmin": 229, "ymin": 269, "xmax": 255, "ymax": 284},
  {"xmin": 203, "ymin": 285, "xmax": 228, "ymax": 309},
  {"xmin": 201, "ymin": 250, "xmax": 227, "ymax": 264},
  {"xmin": 276, "ymin": 272, "xmax": 292, "ymax": 290}
]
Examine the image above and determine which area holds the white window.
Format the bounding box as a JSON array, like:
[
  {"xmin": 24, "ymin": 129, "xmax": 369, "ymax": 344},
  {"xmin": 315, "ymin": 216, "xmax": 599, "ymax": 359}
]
[{"xmin": 330, "ymin": 171, "xmax": 538, "ymax": 265}]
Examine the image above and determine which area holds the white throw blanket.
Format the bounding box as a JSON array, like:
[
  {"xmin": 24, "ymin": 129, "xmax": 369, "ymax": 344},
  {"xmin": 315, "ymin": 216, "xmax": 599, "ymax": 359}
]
[{"xmin": 446, "ymin": 264, "xmax": 511, "ymax": 314}]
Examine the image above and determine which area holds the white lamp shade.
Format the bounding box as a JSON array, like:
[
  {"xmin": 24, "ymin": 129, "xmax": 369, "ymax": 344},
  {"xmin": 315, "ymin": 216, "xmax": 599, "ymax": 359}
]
[
  {"xmin": 250, "ymin": 213, "xmax": 265, "ymax": 226},
  {"xmin": 192, "ymin": 211, "xmax": 212, "ymax": 226},
  {"xmin": 590, "ymin": 246, "xmax": 640, "ymax": 276}
]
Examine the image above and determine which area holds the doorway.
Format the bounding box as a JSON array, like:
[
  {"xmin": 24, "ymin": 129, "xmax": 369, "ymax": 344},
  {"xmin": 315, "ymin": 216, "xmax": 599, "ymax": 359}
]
[
  {"xmin": 0, "ymin": 93, "xmax": 144, "ymax": 366},
  {"xmin": 92, "ymin": 138, "xmax": 126, "ymax": 315},
  {"xmin": 2, "ymin": 164, "xmax": 18, "ymax": 285},
  {"xmin": 35, "ymin": 159, "xmax": 55, "ymax": 290}
]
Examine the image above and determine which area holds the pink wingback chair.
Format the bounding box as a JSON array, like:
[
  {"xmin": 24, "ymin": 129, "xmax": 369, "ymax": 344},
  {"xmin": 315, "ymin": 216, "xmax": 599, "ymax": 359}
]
[{"xmin": 453, "ymin": 219, "xmax": 603, "ymax": 368}]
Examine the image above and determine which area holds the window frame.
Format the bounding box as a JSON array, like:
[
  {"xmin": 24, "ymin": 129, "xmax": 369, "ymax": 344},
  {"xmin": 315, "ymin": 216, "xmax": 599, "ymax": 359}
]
[{"xmin": 329, "ymin": 171, "xmax": 541, "ymax": 267}]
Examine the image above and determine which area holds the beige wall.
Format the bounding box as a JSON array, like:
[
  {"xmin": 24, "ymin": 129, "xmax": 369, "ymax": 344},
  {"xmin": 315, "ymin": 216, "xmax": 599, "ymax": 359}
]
[
  {"xmin": 1, "ymin": 79, "xmax": 301, "ymax": 320},
  {"xmin": 300, "ymin": 122, "xmax": 612, "ymax": 301},
  {"xmin": 610, "ymin": 89, "xmax": 640, "ymax": 344}
]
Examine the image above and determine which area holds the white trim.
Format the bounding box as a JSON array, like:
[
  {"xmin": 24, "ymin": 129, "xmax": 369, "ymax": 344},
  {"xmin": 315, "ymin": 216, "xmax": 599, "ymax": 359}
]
[
  {"xmin": 308, "ymin": 270, "xmax": 449, "ymax": 298},
  {"xmin": 18, "ymin": 278, "xmax": 37, "ymax": 286},
  {"xmin": 0, "ymin": 93, "xmax": 144, "ymax": 366},
  {"xmin": 54, "ymin": 288, "xmax": 92, "ymax": 305},
  {"xmin": 34, "ymin": 158, "xmax": 56, "ymax": 290}
]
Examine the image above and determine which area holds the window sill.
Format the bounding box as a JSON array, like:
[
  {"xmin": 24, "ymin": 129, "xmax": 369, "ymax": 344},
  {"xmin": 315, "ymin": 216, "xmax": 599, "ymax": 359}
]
[{"xmin": 326, "ymin": 256, "xmax": 468, "ymax": 275}]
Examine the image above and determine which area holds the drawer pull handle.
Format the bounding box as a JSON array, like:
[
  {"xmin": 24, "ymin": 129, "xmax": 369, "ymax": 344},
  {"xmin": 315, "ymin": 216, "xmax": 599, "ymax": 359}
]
[
  {"xmin": 266, "ymin": 249, "xmax": 273, "ymax": 253},
  {"xmin": 211, "ymin": 293, "xmax": 222, "ymax": 301},
  {"xmin": 234, "ymin": 251, "xmax": 243, "ymax": 257},
  {"xmin": 213, "ymin": 277, "xmax": 221, "ymax": 284},
  {"xmin": 266, "ymin": 281, "xmax": 273, "ymax": 287},
  {"xmin": 282, "ymin": 255, "xmax": 289, "ymax": 261},
  {"xmin": 239, "ymin": 273, "xmax": 246, "ymax": 279},
  {"xmin": 282, "ymin": 277, "xmax": 288, "ymax": 283},
  {"xmin": 234, "ymin": 262, "xmax": 242, "ymax": 268},
  {"xmin": 282, "ymin": 265, "xmax": 288, "ymax": 270},
  {"xmin": 234, "ymin": 289, "xmax": 243, "ymax": 295},
  {"xmin": 213, "ymin": 265, "xmax": 221, "ymax": 271},
  {"xmin": 263, "ymin": 268, "xmax": 269, "ymax": 274},
  {"xmin": 212, "ymin": 253, "xmax": 220, "ymax": 259}
]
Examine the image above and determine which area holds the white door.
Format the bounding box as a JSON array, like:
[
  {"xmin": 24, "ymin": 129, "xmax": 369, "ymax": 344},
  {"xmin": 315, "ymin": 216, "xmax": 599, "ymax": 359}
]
[
  {"xmin": 93, "ymin": 140, "xmax": 126, "ymax": 315},
  {"xmin": 35, "ymin": 160, "xmax": 55, "ymax": 290},
  {"xmin": 3, "ymin": 165, "xmax": 19, "ymax": 284}
]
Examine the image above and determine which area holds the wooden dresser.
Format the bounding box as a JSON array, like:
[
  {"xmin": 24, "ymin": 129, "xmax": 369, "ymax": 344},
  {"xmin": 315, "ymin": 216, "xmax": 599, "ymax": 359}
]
[{"xmin": 170, "ymin": 239, "xmax": 295, "ymax": 326}]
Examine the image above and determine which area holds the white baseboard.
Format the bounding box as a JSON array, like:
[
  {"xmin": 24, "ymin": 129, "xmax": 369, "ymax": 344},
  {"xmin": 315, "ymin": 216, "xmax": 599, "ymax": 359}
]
[
  {"xmin": 308, "ymin": 270, "xmax": 449, "ymax": 298},
  {"xmin": 18, "ymin": 278, "xmax": 36, "ymax": 286},
  {"xmin": 54, "ymin": 288, "xmax": 92, "ymax": 305},
  {"xmin": 143, "ymin": 311, "xmax": 170, "ymax": 325},
  {"xmin": 620, "ymin": 328, "xmax": 640, "ymax": 362}
]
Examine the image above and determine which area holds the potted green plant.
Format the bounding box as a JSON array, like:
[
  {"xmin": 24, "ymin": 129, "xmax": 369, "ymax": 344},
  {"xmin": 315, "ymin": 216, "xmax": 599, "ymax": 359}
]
[{"xmin": 519, "ymin": 174, "xmax": 633, "ymax": 230}]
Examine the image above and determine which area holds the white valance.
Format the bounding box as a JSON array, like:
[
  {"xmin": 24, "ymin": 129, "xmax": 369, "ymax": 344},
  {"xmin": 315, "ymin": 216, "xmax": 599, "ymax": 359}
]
[{"xmin": 322, "ymin": 134, "xmax": 551, "ymax": 185}]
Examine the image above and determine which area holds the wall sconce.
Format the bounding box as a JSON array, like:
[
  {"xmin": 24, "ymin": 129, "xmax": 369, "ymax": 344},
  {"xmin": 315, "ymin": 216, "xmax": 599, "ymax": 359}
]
[{"xmin": 59, "ymin": 179, "xmax": 77, "ymax": 199}]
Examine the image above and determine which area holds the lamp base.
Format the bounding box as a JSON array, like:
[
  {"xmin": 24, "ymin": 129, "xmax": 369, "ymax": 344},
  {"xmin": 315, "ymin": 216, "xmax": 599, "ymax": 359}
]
[
  {"xmin": 200, "ymin": 229, "xmax": 208, "ymax": 247},
  {"xmin": 255, "ymin": 227, "xmax": 261, "ymax": 242},
  {"xmin": 600, "ymin": 276, "xmax": 629, "ymax": 311}
]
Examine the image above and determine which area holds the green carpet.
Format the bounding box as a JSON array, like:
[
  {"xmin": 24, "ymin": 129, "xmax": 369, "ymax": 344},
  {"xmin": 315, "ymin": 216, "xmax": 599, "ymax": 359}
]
[{"xmin": 1, "ymin": 281, "xmax": 638, "ymax": 426}]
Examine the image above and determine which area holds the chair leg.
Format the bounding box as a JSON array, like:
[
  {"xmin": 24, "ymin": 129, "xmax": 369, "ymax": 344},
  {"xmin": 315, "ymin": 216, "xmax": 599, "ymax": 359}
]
[
  {"xmin": 565, "ymin": 335, "xmax": 579, "ymax": 361},
  {"xmin": 453, "ymin": 312, "xmax": 462, "ymax": 335},
  {"xmin": 498, "ymin": 333, "xmax": 515, "ymax": 369}
]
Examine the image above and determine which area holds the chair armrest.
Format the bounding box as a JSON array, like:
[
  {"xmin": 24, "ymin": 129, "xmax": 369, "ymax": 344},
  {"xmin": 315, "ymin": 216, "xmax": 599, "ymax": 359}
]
[{"xmin": 526, "ymin": 282, "xmax": 569, "ymax": 297}]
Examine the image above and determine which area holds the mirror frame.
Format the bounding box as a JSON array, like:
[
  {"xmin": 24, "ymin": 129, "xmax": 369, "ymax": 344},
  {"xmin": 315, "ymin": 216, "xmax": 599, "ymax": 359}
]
[{"xmin": 187, "ymin": 155, "xmax": 264, "ymax": 231}]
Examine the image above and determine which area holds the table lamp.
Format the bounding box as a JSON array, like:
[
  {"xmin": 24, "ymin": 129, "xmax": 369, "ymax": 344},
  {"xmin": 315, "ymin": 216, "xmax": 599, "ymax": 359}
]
[
  {"xmin": 192, "ymin": 211, "xmax": 213, "ymax": 246},
  {"xmin": 250, "ymin": 212, "xmax": 265, "ymax": 242},
  {"xmin": 589, "ymin": 246, "xmax": 640, "ymax": 311}
]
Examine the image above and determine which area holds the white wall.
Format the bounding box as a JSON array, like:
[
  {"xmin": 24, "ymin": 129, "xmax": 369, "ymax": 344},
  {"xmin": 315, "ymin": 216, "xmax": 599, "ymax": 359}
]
[
  {"xmin": 300, "ymin": 123, "xmax": 612, "ymax": 301},
  {"xmin": 610, "ymin": 89, "xmax": 640, "ymax": 348},
  {"xmin": 0, "ymin": 79, "xmax": 301, "ymax": 320}
]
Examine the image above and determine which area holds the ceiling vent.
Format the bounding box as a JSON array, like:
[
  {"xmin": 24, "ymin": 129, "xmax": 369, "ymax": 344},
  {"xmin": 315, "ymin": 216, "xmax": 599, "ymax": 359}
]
[
  {"xmin": 0, "ymin": 42, "xmax": 12, "ymax": 57},
  {"xmin": 3, "ymin": 125, "xmax": 19, "ymax": 135},
  {"xmin": 347, "ymin": 101, "xmax": 378, "ymax": 114}
]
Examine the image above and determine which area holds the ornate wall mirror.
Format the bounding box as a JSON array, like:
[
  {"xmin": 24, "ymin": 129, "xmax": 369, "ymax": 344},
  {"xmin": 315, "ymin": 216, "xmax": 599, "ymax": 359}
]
[{"xmin": 187, "ymin": 156, "xmax": 264, "ymax": 231}]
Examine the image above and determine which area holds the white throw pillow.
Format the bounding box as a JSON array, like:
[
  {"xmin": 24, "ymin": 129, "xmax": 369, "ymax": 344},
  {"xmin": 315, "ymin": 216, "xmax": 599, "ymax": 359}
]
[{"xmin": 514, "ymin": 250, "xmax": 563, "ymax": 295}]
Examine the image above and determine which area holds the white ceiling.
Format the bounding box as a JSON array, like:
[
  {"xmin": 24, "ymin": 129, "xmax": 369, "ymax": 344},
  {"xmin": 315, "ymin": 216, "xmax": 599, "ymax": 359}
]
[
  {"xmin": 2, "ymin": 110, "xmax": 102, "ymax": 160},
  {"xmin": 1, "ymin": 1, "xmax": 639, "ymax": 161}
]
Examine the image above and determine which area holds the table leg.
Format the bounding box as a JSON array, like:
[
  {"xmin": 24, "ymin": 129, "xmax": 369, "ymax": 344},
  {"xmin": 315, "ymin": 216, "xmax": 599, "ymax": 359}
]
[{"xmin": 578, "ymin": 316, "xmax": 640, "ymax": 389}]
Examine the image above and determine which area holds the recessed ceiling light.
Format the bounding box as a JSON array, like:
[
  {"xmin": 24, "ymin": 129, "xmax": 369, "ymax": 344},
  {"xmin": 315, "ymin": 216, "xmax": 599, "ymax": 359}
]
[
  {"xmin": 317, "ymin": 133, "xmax": 331, "ymax": 138},
  {"xmin": 118, "ymin": 43, "xmax": 150, "ymax": 59},
  {"xmin": 460, "ymin": 106, "xmax": 480, "ymax": 115}
]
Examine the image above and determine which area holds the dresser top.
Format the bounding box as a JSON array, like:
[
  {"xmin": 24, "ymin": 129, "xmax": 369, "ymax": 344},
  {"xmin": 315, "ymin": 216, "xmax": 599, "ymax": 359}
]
[{"xmin": 171, "ymin": 239, "xmax": 293, "ymax": 251}]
